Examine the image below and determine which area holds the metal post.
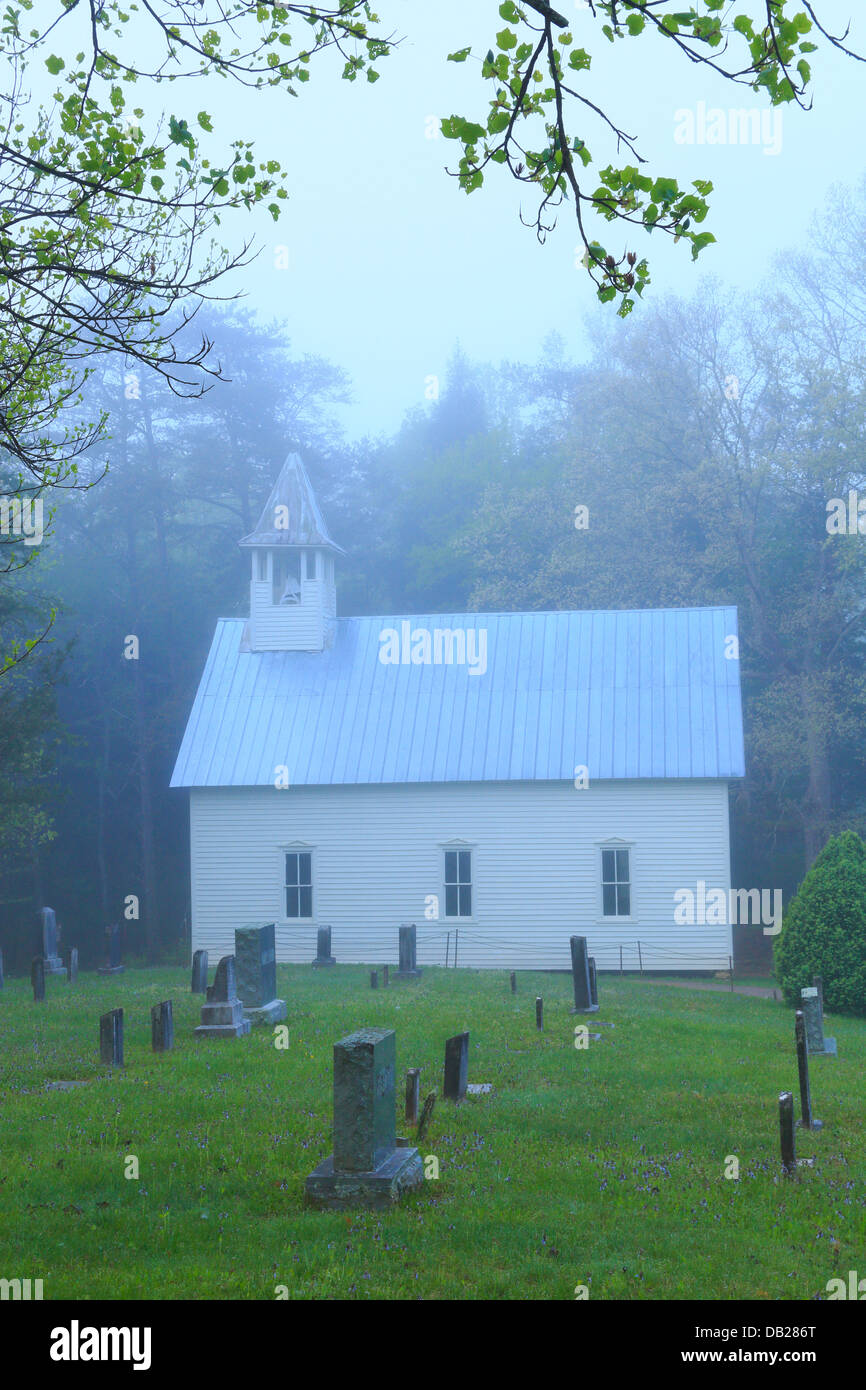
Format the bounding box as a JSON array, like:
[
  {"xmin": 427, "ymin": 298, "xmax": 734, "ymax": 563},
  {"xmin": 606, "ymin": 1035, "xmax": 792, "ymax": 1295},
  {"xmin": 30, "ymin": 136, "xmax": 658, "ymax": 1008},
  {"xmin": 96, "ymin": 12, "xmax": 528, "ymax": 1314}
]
[
  {"xmin": 779, "ymin": 1091, "xmax": 795, "ymax": 1175},
  {"xmin": 637, "ymin": 940, "xmax": 643, "ymax": 977}
]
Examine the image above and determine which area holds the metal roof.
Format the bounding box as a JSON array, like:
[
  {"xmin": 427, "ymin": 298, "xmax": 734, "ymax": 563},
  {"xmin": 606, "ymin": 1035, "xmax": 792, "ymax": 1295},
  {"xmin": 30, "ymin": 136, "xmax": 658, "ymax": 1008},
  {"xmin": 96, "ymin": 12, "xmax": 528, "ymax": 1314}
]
[
  {"xmin": 238, "ymin": 453, "xmax": 345, "ymax": 553},
  {"xmin": 170, "ymin": 606, "xmax": 745, "ymax": 788}
]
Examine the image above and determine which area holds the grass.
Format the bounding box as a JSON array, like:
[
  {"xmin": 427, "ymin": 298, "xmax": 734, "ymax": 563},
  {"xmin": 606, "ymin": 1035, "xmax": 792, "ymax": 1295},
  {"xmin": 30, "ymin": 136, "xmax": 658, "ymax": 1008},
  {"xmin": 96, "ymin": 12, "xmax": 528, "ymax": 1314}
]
[{"xmin": 0, "ymin": 964, "xmax": 864, "ymax": 1300}]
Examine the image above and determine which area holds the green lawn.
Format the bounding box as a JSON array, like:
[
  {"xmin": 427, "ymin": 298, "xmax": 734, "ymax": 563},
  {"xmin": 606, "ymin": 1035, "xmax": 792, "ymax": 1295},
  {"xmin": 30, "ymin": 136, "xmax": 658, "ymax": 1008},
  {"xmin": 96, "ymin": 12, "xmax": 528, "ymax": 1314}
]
[{"xmin": 1, "ymin": 965, "xmax": 864, "ymax": 1300}]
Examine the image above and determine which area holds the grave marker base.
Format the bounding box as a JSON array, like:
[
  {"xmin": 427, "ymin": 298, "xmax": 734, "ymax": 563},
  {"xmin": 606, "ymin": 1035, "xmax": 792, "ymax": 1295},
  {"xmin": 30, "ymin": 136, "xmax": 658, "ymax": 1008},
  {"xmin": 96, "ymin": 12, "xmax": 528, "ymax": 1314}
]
[
  {"xmin": 195, "ymin": 998, "xmax": 251, "ymax": 1038},
  {"xmin": 243, "ymin": 998, "xmax": 287, "ymax": 1026},
  {"xmin": 569, "ymin": 1003, "xmax": 599, "ymax": 1015},
  {"xmin": 312, "ymin": 957, "xmax": 336, "ymax": 968},
  {"xmin": 393, "ymin": 969, "xmax": 422, "ymax": 979},
  {"xmin": 810, "ymin": 1037, "xmax": 837, "ymax": 1058},
  {"xmin": 43, "ymin": 955, "xmax": 68, "ymax": 979},
  {"xmin": 97, "ymin": 965, "xmax": 125, "ymax": 976},
  {"xmin": 305, "ymin": 1147, "xmax": 424, "ymax": 1210}
]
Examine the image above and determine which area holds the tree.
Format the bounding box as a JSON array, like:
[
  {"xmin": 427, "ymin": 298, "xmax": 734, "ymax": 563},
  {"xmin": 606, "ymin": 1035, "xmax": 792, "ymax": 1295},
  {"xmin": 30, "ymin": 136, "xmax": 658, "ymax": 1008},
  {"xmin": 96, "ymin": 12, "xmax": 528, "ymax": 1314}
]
[{"xmin": 774, "ymin": 830, "xmax": 866, "ymax": 1016}]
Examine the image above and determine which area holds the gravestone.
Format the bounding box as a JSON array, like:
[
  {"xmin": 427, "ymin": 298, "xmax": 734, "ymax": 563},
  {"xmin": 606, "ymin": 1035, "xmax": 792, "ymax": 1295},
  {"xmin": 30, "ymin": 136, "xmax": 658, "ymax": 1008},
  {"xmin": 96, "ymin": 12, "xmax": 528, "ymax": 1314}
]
[
  {"xmin": 394, "ymin": 923, "xmax": 422, "ymax": 979},
  {"xmin": 312, "ymin": 926, "xmax": 336, "ymax": 968},
  {"xmin": 405, "ymin": 1068, "xmax": 420, "ymax": 1125},
  {"xmin": 31, "ymin": 956, "xmax": 45, "ymax": 1003},
  {"xmin": 443, "ymin": 1031, "xmax": 469, "ymax": 1102},
  {"xmin": 383, "ymin": 965, "xmax": 389, "ymax": 988},
  {"xmin": 535, "ymin": 996, "xmax": 543, "ymax": 1031},
  {"xmin": 510, "ymin": 971, "xmax": 516, "ymax": 994},
  {"xmin": 151, "ymin": 1001, "xmax": 174, "ymax": 1053},
  {"xmin": 195, "ymin": 955, "xmax": 250, "ymax": 1039},
  {"xmin": 305, "ymin": 1027, "xmax": 424, "ymax": 1209},
  {"xmin": 800, "ymin": 986, "xmax": 837, "ymax": 1058},
  {"xmin": 588, "ymin": 957, "xmax": 599, "ymax": 1008},
  {"xmin": 98, "ymin": 923, "xmax": 124, "ymax": 976},
  {"xmin": 569, "ymin": 936, "xmax": 598, "ymax": 1014},
  {"xmin": 38, "ymin": 907, "xmax": 67, "ymax": 978},
  {"xmin": 812, "ymin": 975, "xmax": 824, "ymax": 1016},
  {"xmin": 795, "ymin": 1010, "xmax": 822, "ymax": 1131},
  {"xmin": 99, "ymin": 1008, "xmax": 124, "ymax": 1066},
  {"xmin": 68, "ymin": 948, "xmax": 78, "ymax": 984},
  {"xmin": 191, "ymin": 949, "xmax": 208, "ymax": 994},
  {"xmin": 370, "ymin": 970, "xmax": 378, "ymax": 989},
  {"xmin": 235, "ymin": 923, "xmax": 286, "ymax": 1025},
  {"xmin": 779, "ymin": 1091, "xmax": 795, "ymax": 1175}
]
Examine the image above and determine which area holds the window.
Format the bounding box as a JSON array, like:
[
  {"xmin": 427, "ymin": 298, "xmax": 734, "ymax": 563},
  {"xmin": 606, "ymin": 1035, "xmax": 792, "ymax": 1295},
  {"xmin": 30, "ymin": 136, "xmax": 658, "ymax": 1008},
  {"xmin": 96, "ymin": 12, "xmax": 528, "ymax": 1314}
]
[
  {"xmin": 256, "ymin": 551, "xmax": 267, "ymax": 582},
  {"xmin": 273, "ymin": 551, "xmax": 301, "ymax": 605},
  {"xmin": 601, "ymin": 847, "xmax": 631, "ymax": 917},
  {"xmin": 444, "ymin": 849, "xmax": 472, "ymax": 918},
  {"xmin": 285, "ymin": 851, "xmax": 312, "ymax": 917}
]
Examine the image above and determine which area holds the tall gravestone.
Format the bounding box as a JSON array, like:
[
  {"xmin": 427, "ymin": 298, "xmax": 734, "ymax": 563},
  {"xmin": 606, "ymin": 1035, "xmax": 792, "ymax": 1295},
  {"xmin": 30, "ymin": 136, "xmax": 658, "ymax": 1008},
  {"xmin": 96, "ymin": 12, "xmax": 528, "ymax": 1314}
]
[
  {"xmin": 68, "ymin": 948, "xmax": 78, "ymax": 984},
  {"xmin": 569, "ymin": 936, "xmax": 598, "ymax": 1014},
  {"xmin": 191, "ymin": 949, "xmax": 208, "ymax": 994},
  {"xmin": 312, "ymin": 926, "xmax": 336, "ymax": 968},
  {"xmin": 800, "ymin": 986, "xmax": 837, "ymax": 1058},
  {"xmin": 38, "ymin": 907, "xmax": 67, "ymax": 978},
  {"xmin": 31, "ymin": 956, "xmax": 45, "ymax": 1003},
  {"xmin": 151, "ymin": 1001, "xmax": 174, "ymax": 1053},
  {"xmin": 98, "ymin": 923, "xmax": 124, "ymax": 976},
  {"xmin": 235, "ymin": 923, "xmax": 286, "ymax": 1025},
  {"xmin": 443, "ymin": 1031, "xmax": 469, "ymax": 1101},
  {"xmin": 394, "ymin": 923, "xmax": 422, "ymax": 979},
  {"xmin": 99, "ymin": 1008, "xmax": 124, "ymax": 1066},
  {"xmin": 795, "ymin": 1010, "xmax": 822, "ymax": 1131},
  {"xmin": 305, "ymin": 1027, "xmax": 423, "ymax": 1209},
  {"xmin": 195, "ymin": 955, "xmax": 250, "ymax": 1039}
]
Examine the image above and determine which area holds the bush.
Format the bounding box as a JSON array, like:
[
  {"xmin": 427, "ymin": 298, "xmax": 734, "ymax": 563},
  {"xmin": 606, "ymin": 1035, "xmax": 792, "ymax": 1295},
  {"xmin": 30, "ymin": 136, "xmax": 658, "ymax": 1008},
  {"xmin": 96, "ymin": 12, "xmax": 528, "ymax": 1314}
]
[{"xmin": 774, "ymin": 830, "xmax": 866, "ymax": 1016}]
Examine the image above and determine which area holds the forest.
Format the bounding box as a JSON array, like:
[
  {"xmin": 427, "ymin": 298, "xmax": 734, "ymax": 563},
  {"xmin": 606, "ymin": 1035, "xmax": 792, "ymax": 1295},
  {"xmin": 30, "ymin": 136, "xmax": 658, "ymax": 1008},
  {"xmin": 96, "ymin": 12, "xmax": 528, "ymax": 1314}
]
[{"xmin": 2, "ymin": 177, "xmax": 866, "ymax": 969}]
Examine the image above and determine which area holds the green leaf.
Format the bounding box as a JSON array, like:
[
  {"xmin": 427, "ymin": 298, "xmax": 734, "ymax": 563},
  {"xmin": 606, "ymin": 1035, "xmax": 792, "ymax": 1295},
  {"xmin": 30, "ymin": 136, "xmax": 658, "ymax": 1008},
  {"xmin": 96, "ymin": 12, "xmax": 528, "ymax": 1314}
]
[
  {"xmin": 447, "ymin": 47, "xmax": 471, "ymax": 62},
  {"xmin": 197, "ymin": 112, "xmax": 213, "ymax": 132},
  {"xmin": 495, "ymin": 28, "xmax": 517, "ymax": 51},
  {"xmin": 45, "ymin": 55, "xmax": 64, "ymax": 75}
]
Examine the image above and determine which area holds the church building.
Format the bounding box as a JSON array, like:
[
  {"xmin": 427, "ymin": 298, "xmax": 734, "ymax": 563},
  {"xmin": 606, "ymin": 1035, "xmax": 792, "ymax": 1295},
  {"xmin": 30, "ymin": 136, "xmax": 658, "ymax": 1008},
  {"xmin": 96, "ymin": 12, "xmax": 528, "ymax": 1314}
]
[{"xmin": 171, "ymin": 455, "xmax": 746, "ymax": 972}]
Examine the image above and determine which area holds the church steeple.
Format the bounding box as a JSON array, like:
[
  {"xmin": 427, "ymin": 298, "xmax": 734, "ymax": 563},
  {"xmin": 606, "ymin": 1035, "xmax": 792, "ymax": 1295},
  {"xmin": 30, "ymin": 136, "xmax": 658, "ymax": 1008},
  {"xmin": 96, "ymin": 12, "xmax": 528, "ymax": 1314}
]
[{"xmin": 239, "ymin": 454, "xmax": 343, "ymax": 652}]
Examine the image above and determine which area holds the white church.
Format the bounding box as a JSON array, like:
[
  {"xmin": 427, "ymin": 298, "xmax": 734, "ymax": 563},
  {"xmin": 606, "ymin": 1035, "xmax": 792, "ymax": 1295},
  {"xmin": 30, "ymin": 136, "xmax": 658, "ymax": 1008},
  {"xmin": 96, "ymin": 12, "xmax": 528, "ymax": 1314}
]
[{"xmin": 171, "ymin": 455, "xmax": 745, "ymax": 972}]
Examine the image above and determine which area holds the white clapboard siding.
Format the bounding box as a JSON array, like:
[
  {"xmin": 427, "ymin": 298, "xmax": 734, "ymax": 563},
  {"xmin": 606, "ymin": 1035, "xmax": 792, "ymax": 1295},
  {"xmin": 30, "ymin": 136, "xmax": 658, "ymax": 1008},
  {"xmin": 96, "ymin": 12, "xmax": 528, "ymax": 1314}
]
[
  {"xmin": 249, "ymin": 576, "xmax": 325, "ymax": 650},
  {"xmin": 189, "ymin": 778, "xmax": 734, "ymax": 970}
]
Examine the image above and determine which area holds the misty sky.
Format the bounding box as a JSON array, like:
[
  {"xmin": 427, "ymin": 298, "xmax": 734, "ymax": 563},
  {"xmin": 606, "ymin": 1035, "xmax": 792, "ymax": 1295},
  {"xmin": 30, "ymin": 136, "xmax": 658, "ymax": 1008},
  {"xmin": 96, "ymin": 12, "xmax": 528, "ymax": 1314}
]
[{"xmin": 81, "ymin": 2, "xmax": 866, "ymax": 438}]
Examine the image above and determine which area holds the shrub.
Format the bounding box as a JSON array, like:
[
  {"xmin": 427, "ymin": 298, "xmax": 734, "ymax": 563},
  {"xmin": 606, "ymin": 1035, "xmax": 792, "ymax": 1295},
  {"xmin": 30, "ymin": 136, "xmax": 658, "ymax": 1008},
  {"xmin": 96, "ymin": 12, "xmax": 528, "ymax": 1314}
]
[{"xmin": 774, "ymin": 830, "xmax": 866, "ymax": 1016}]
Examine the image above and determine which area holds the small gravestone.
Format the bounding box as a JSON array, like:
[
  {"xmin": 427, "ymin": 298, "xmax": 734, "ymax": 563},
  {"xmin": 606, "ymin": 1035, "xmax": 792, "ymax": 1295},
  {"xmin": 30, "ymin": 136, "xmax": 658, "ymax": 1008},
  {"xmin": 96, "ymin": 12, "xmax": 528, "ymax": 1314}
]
[
  {"xmin": 31, "ymin": 956, "xmax": 45, "ymax": 1003},
  {"xmin": 151, "ymin": 1001, "xmax": 174, "ymax": 1053},
  {"xmin": 98, "ymin": 923, "xmax": 124, "ymax": 976},
  {"xmin": 68, "ymin": 948, "xmax": 78, "ymax": 984},
  {"xmin": 405, "ymin": 1068, "xmax": 420, "ymax": 1125},
  {"xmin": 99, "ymin": 1008, "xmax": 124, "ymax": 1066},
  {"xmin": 510, "ymin": 971, "xmax": 516, "ymax": 994},
  {"xmin": 569, "ymin": 936, "xmax": 598, "ymax": 1014},
  {"xmin": 394, "ymin": 923, "xmax": 422, "ymax": 979},
  {"xmin": 235, "ymin": 923, "xmax": 286, "ymax": 1025},
  {"xmin": 38, "ymin": 907, "xmax": 67, "ymax": 979},
  {"xmin": 305, "ymin": 1027, "xmax": 423, "ymax": 1209},
  {"xmin": 191, "ymin": 949, "xmax": 208, "ymax": 994},
  {"xmin": 312, "ymin": 926, "xmax": 336, "ymax": 968},
  {"xmin": 443, "ymin": 1031, "xmax": 469, "ymax": 1102},
  {"xmin": 800, "ymin": 986, "xmax": 836, "ymax": 1058},
  {"xmin": 195, "ymin": 955, "xmax": 250, "ymax": 1039},
  {"xmin": 588, "ymin": 957, "xmax": 599, "ymax": 1008},
  {"xmin": 795, "ymin": 1010, "xmax": 822, "ymax": 1131},
  {"xmin": 370, "ymin": 969, "xmax": 378, "ymax": 989},
  {"xmin": 779, "ymin": 1090, "xmax": 795, "ymax": 1175}
]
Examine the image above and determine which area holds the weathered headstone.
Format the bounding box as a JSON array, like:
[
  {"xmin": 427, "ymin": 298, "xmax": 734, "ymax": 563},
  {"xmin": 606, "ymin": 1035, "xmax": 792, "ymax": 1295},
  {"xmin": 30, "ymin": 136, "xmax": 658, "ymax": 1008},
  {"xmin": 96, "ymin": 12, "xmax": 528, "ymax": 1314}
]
[
  {"xmin": 68, "ymin": 948, "xmax": 78, "ymax": 984},
  {"xmin": 405, "ymin": 1068, "xmax": 420, "ymax": 1125},
  {"xmin": 569, "ymin": 935, "xmax": 598, "ymax": 1014},
  {"xmin": 235, "ymin": 923, "xmax": 286, "ymax": 1025},
  {"xmin": 151, "ymin": 1000, "xmax": 174, "ymax": 1053},
  {"xmin": 99, "ymin": 1008, "xmax": 124, "ymax": 1066},
  {"xmin": 795, "ymin": 1010, "xmax": 822, "ymax": 1131},
  {"xmin": 812, "ymin": 975, "xmax": 824, "ymax": 1016},
  {"xmin": 779, "ymin": 1090, "xmax": 795, "ymax": 1175},
  {"xmin": 195, "ymin": 955, "xmax": 251, "ymax": 1039},
  {"xmin": 98, "ymin": 923, "xmax": 124, "ymax": 976},
  {"xmin": 38, "ymin": 907, "xmax": 67, "ymax": 978},
  {"xmin": 800, "ymin": 986, "xmax": 836, "ymax": 1058},
  {"xmin": 443, "ymin": 1031, "xmax": 469, "ymax": 1102},
  {"xmin": 394, "ymin": 923, "xmax": 422, "ymax": 979},
  {"xmin": 31, "ymin": 955, "xmax": 45, "ymax": 1003},
  {"xmin": 370, "ymin": 969, "xmax": 378, "ymax": 989},
  {"xmin": 305, "ymin": 1027, "xmax": 424, "ymax": 1209},
  {"xmin": 312, "ymin": 926, "xmax": 336, "ymax": 968},
  {"xmin": 535, "ymin": 996, "xmax": 543, "ymax": 1031},
  {"xmin": 588, "ymin": 956, "xmax": 599, "ymax": 1008},
  {"xmin": 510, "ymin": 971, "xmax": 516, "ymax": 994},
  {"xmin": 383, "ymin": 965, "xmax": 389, "ymax": 988},
  {"xmin": 191, "ymin": 948, "xmax": 208, "ymax": 994}
]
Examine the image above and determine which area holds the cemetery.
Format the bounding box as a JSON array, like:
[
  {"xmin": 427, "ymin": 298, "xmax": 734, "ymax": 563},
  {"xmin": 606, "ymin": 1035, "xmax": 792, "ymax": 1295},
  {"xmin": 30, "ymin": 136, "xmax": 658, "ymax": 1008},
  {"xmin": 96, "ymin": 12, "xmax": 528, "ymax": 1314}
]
[{"xmin": 1, "ymin": 945, "xmax": 865, "ymax": 1300}]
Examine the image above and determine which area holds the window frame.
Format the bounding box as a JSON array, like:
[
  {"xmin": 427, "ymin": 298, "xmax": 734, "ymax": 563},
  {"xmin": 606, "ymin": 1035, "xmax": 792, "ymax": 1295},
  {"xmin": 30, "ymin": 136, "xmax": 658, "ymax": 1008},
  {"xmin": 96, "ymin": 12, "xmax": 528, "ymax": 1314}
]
[
  {"xmin": 595, "ymin": 838, "xmax": 636, "ymax": 923},
  {"xmin": 440, "ymin": 839, "xmax": 476, "ymax": 921},
  {"xmin": 282, "ymin": 843, "xmax": 315, "ymax": 921}
]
